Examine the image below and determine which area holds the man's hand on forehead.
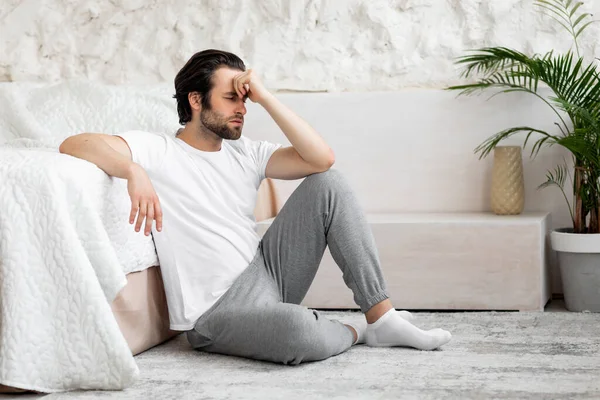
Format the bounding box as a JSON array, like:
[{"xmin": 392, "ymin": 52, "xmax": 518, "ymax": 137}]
[{"xmin": 233, "ymin": 69, "xmax": 270, "ymax": 104}]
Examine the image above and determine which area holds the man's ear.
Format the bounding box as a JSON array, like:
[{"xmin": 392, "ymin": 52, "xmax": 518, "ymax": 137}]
[{"xmin": 188, "ymin": 92, "xmax": 202, "ymax": 111}]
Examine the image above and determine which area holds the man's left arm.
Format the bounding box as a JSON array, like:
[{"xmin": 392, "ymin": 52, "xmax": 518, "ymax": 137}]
[{"xmin": 233, "ymin": 70, "xmax": 335, "ymax": 180}]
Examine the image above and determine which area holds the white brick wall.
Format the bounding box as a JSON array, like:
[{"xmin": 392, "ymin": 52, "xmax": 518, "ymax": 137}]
[{"xmin": 2, "ymin": 0, "xmax": 599, "ymax": 89}]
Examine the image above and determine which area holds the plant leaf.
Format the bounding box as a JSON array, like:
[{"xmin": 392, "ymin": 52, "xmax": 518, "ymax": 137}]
[
  {"xmin": 575, "ymin": 21, "xmax": 596, "ymax": 38},
  {"xmin": 570, "ymin": 2, "xmax": 584, "ymax": 17},
  {"xmin": 572, "ymin": 12, "xmax": 591, "ymax": 28},
  {"xmin": 536, "ymin": 3, "xmax": 574, "ymax": 32},
  {"xmin": 473, "ymin": 126, "xmax": 558, "ymax": 159}
]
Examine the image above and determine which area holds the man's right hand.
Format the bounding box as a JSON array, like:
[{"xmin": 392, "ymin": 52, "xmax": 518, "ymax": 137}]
[
  {"xmin": 58, "ymin": 133, "xmax": 162, "ymax": 235},
  {"xmin": 126, "ymin": 164, "xmax": 163, "ymax": 236}
]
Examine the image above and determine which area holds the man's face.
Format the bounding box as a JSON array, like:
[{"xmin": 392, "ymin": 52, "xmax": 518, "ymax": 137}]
[{"xmin": 200, "ymin": 67, "xmax": 247, "ymax": 140}]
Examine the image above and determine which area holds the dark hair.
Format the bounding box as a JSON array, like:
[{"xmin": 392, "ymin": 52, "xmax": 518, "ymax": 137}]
[{"xmin": 173, "ymin": 49, "xmax": 246, "ymax": 125}]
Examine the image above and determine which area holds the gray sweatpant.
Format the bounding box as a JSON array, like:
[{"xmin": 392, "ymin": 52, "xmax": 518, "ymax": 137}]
[{"xmin": 186, "ymin": 169, "xmax": 389, "ymax": 365}]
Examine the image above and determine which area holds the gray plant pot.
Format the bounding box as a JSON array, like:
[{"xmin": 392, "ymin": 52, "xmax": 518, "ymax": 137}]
[{"xmin": 551, "ymin": 228, "xmax": 600, "ymax": 312}]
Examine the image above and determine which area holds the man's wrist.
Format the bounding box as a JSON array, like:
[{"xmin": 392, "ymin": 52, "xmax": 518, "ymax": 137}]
[
  {"xmin": 257, "ymin": 91, "xmax": 276, "ymax": 107},
  {"xmin": 124, "ymin": 162, "xmax": 141, "ymax": 180}
]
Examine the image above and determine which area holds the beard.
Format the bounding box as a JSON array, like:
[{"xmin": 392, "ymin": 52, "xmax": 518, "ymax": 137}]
[{"xmin": 199, "ymin": 108, "xmax": 243, "ymax": 140}]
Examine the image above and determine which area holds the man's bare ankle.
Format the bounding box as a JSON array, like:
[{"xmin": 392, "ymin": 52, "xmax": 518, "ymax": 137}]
[{"xmin": 365, "ymin": 299, "xmax": 394, "ymax": 324}]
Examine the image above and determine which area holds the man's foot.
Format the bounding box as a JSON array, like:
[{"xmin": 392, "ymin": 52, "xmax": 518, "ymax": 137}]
[
  {"xmin": 365, "ymin": 309, "xmax": 451, "ymax": 350},
  {"xmin": 396, "ymin": 310, "xmax": 414, "ymax": 322},
  {"xmin": 341, "ymin": 309, "xmax": 415, "ymax": 345}
]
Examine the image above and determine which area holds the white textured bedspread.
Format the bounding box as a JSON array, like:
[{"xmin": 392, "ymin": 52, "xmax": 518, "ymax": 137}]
[{"xmin": 0, "ymin": 79, "xmax": 177, "ymax": 392}]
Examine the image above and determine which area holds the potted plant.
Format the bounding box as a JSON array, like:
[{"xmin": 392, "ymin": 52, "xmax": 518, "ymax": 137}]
[{"xmin": 447, "ymin": 0, "xmax": 600, "ymax": 312}]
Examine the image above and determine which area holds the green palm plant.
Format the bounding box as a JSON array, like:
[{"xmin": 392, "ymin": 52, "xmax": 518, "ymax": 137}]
[{"xmin": 447, "ymin": 0, "xmax": 599, "ymax": 233}]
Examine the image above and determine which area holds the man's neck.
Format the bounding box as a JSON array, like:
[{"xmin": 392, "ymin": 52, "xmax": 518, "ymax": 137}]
[{"xmin": 177, "ymin": 124, "xmax": 223, "ymax": 152}]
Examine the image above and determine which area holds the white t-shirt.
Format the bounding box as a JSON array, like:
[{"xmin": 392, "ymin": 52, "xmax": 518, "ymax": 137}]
[{"xmin": 116, "ymin": 130, "xmax": 282, "ymax": 330}]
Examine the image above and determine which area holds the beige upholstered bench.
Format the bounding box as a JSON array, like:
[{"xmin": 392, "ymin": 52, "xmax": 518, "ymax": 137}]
[{"xmin": 257, "ymin": 212, "xmax": 551, "ymax": 312}]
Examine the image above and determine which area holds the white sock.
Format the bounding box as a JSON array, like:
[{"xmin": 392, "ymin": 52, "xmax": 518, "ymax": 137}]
[
  {"xmin": 344, "ymin": 321, "xmax": 366, "ymax": 345},
  {"xmin": 365, "ymin": 309, "xmax": 452, "ymax": 350},
  {"xmin": 341, "ymin": 310, "xmax": 415, "ymax": 345},
  {"xmin": 396, "ymin": 310, "xmax": 414, "ymax": 322}
]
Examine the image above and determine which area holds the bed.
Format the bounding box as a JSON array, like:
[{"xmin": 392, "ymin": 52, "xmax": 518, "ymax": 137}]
[{"xmin": 0, "ymin": 80, "xmax": 280, "ymax": 393}]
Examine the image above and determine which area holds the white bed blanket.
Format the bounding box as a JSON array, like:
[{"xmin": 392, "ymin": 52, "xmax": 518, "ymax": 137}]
[
  {"xmin": 0, "ymin": 143, "xmax": 152, "ymax": 392},
  {"xmin": 0, "ymin": 80, "xmax": 179, "ymax": 392}
]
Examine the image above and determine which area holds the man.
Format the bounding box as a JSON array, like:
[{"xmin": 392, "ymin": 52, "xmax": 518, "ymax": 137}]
[{"xmin": 59, "ymin": 49, "xmax": 451, "ymax": 365}]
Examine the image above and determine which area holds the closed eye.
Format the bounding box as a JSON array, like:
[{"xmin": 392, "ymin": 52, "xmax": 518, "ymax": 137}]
[{"xmin": 225, "ymin": 96, "xmax": 247, "ymax": 103}]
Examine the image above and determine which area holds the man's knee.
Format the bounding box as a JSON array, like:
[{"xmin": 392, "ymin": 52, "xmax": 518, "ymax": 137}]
[
  {"xmin": 305, "ymin": 168, "xmax": 344, "ymax": 183},
  {"xmin": 302, "ymin": 169, "xmax": 352, "ymax": 194}
]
